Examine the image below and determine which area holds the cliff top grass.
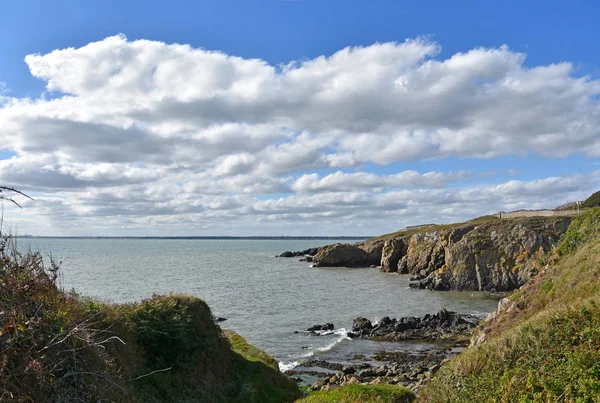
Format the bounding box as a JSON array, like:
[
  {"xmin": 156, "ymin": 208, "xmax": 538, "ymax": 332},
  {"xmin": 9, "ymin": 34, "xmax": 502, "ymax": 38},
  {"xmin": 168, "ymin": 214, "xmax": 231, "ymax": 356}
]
[
  {"xmin": 418, "ymin": 207, "xmax": 600, "ymax": 402},
  {"xmin": 298, "ymin": 384, "xmax": 416, "ymax": 403},
  {"xmin": 582, "ymin": 189, "xmax": 600, "ymax": 208},
  {"xmin": 366, "ymin": 215, "xmax": 500, "ymax": 242},
  {"xmin": 0, "ymin": 235, "xmax": 300, "ymax": 403},
  {"xmin": 364, "ymin": 213, "xmax": 577, "ymax": 243}
]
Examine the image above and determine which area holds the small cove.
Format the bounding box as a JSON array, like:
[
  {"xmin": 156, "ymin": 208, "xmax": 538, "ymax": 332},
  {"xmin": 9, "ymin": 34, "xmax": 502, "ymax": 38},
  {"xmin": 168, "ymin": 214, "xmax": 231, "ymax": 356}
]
[{"xmin": 22, "ymin": 238, "xmax": 500, "ymax": 372}]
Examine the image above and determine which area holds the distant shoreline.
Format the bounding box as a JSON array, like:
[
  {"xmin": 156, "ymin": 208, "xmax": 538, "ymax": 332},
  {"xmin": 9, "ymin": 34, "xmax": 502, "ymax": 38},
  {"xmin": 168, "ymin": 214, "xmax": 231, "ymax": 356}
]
[{"xmin": 19, "ymin": 236, "xmax": 370, "ymax": 240}]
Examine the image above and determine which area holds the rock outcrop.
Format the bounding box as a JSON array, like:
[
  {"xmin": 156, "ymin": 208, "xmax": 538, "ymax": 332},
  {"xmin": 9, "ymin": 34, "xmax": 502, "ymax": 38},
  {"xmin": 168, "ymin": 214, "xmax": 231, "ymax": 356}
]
[
  {"xmin": 277, "ymin": 248, "xmax": 320, "ymax": 258},
  {"xmin": 411, "ymin": 217, "xmax": 571, "ymax": 291},
  {"xmin": 312, "ymin": 241, "xmax": 383, "ymax": 267},
  {"xmin": 303, "ymin": 216, "xmax": 571, "ymax": 291},
  {"xmin": 350, "ymin": 309, "xmax": 480, "ymax": 344},
  {"xmin": 380, "ymin": 238, "xmax": 407, "ymax": 272}
]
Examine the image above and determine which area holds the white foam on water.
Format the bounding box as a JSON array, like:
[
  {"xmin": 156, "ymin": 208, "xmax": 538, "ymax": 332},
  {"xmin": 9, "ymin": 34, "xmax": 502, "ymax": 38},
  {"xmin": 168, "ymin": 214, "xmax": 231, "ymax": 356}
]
[
  {"xmin": 278, "ymin": 328, "xmax": 350, "ymax": 372},
  {"xmin": 316, "ymin": 328, "xmax": 349, "ymax": 353},
  {"xmin": 278, "ymin": 360, "xmax": 300, "ymax": 372}
]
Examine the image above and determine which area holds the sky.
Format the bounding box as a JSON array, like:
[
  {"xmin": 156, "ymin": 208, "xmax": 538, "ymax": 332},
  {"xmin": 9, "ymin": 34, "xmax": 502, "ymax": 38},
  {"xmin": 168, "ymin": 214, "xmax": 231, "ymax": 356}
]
[{"xmin": 0, "ymin": 0, "xmax": 599, "ymax": 236}]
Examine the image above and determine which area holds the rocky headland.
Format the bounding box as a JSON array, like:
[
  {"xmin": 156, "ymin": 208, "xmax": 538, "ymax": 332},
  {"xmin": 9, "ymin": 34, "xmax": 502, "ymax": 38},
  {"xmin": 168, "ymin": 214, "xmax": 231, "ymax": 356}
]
[{"xmin": 280, "ymin": 215, "xmax": 572, "ymax": 292}]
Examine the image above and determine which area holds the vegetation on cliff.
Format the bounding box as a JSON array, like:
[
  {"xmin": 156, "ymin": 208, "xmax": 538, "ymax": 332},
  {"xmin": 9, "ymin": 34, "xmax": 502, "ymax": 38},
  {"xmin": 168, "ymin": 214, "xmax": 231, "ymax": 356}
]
[
  {"xmin": 419, "ymin": 207, "xmax": 600, "ymax": 402},
  {"xmin": 299, "ymin": 384, "xmax": 415, "ymax": 403},
  {"xmin": 582, "ymin": 189, "xmax": 600, "ymax": 208},
  {"xmin": 0, "ymin": 234, "xmax": 299, "ymax": 402}
]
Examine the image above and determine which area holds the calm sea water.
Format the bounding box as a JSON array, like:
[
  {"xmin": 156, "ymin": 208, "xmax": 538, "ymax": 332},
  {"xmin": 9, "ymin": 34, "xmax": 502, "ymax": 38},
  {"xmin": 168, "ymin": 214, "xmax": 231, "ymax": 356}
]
[{"xmin": 21, "ymin": 238, "xmax": 499, "ymax": 371}]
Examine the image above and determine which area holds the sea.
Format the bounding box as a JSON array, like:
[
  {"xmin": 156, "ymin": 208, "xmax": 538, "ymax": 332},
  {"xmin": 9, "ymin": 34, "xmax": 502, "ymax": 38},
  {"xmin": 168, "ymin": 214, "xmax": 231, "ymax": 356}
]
[{"xmin": 21, "ymin": 237, "xmax": 500, "ymax": 376}]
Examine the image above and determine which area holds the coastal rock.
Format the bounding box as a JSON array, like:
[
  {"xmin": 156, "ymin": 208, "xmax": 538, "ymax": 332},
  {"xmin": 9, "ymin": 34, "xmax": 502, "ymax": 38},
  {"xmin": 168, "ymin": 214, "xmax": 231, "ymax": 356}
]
[
  {"xmin": 305, "ymin": 216, "xmax": 571, "ymax": 291},
  {"xmin": 311, "ymin": 241, "xmax": 383, "ymax": 267},
  {"xmin": 354, "ymin": 309, "xmax": 481, "ymax": 343},
  {"xmin": 307, "ymin": 323, "xmax": 334, "ymax": 332},
  {"xmin": 380, "ymin": 238, "xmax": 407, "ymax": 272},
  {"xmin": 413, "ymin": 217, "xmax": 571, "ymax": 291},
  {"xmin": 277, "ymin": 248, "xmax": 320, "ymax": 258},
  {"xmin": 342, "ymin": 365, "xmax": 355, "ymax": 374},
  {"xmin": 352, "ymin": 317, "xmax": 373, "ymax": 334},
  {"xmin": 313, "ymin": 244, "xmax": 371, "ymax": 267}
]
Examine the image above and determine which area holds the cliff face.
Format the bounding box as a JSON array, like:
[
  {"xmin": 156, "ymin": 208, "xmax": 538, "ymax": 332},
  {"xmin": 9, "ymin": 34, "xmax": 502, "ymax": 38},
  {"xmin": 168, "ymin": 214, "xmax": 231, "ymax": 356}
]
[{"xmin": 314, "ymin": 216, "xmax": 571, "ymax": 292}]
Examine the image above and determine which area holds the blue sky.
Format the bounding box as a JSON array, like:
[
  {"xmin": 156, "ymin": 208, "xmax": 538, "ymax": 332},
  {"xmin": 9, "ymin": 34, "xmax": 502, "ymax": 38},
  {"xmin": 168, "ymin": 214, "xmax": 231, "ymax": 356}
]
[
  {"xmin": 0, "ymin": 1, "xmax": 598, "ymax": 235},
  {"xmin": 3, "ymin": 1, "xmax": 600, "ymax": 97}
]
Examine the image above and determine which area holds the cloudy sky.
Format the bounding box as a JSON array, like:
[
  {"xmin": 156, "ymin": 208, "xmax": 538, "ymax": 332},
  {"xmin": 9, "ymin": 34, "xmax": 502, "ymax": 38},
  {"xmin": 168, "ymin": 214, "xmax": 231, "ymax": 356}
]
[{"xmin": 0, "ymin": 1, "xmax": 599, "ymax": 236}]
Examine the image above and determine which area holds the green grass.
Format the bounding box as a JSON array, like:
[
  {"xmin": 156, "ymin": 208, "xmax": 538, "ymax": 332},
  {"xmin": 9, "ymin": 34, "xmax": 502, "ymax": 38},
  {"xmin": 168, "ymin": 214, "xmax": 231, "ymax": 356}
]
[
  {"xmin": 582, "ymin": 190, "xmax": 600, "ymax": 208},
  {"xmin": 224, "ymin": 329, "xmax": 280, "ymax": 370},
  {"xmin": 419, "ymin": 207, "xmax": 600, "ymax": 402},
  {"xmin": 298, "ymin": 384, "xmax": 416, "ymax": 403},
  {"xmin": 420, "ymin": 300, "xmax": 600, "ymax": 402}
]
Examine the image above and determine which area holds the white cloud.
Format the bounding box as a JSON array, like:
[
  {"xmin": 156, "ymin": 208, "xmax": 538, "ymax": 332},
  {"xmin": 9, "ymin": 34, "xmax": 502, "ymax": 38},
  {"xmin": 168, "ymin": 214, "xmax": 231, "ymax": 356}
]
[{"xmin": 0, "ymin": 35, "xmax": 599, "ymax": 234}]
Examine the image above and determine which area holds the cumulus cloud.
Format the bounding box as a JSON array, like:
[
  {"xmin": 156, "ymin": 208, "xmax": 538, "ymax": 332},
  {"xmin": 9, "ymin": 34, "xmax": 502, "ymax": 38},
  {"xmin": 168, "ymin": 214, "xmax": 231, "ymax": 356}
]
[{"xmin": 0, "ymin": 35, "xmax": 599, "ymax": 234}]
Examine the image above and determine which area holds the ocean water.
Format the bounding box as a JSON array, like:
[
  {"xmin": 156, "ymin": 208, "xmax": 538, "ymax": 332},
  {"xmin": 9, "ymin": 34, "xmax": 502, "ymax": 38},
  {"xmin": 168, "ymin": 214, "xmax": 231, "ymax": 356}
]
[{"xmin": 21, "ymin": 238, "xmax": 500, "ymax": 371}]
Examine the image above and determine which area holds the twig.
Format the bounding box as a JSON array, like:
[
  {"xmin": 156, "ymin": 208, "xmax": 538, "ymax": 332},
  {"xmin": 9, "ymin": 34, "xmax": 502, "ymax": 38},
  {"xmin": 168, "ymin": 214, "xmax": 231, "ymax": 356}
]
[{"xmin": 129, "ymin": 367, "xmax": 172, "ymax": 381}]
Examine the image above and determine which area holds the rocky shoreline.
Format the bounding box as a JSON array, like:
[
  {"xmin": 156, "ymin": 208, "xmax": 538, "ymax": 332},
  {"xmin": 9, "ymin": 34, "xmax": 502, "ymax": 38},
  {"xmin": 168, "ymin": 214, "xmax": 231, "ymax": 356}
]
[{"xmin": 288, "ymin": 309, "xmax": 483, "ymax": 394}]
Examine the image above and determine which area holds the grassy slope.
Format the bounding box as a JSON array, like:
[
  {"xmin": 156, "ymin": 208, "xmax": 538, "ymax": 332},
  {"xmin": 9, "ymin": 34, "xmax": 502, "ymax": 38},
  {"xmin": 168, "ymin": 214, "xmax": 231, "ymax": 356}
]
[
  {"xmin": 0, "ymin": 238, "xmax": 300, "ymax": 403},
  {"xmin": 582, "ymin": 190, "xmax": 600, "ymax": 208},
  {"xmin": 298, "ymin": 384, "xmax": 416, "ymax": 403},
  {"xmin": 419, "ymin": 208, "xmax": 600, "ymax": 402}
]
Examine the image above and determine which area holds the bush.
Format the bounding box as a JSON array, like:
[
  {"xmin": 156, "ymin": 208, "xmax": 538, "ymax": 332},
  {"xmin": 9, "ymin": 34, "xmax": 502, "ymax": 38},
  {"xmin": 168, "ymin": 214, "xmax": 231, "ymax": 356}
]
[{"xmin": 0, "ymin": 235, "xmax": 121, "ymax": 402}]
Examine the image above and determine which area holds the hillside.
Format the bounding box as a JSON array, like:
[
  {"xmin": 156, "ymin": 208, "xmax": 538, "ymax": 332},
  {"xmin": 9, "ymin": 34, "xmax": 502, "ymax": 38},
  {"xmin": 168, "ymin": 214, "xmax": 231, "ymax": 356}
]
[
  {"xmin": 418, "ymin": 207, "xmax": 600, "ymax": 402},
  {"xmin": 0, "ymin": 236, "xmax": 300, "ymax": 403}
]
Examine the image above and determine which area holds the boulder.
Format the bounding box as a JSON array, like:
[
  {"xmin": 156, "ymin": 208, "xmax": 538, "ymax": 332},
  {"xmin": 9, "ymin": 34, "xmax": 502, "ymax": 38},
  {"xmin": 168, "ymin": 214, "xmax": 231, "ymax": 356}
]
[
  {"xmin": 342, "ymin": 365, "xmax": 355, "ymax": 374},
  {"xmin": 313, "ymin": 244, "xmax": 370, "ymax": 267},
  {"xmin": 352, "ymin": 317, "xmax": 373, "ymax": 334},
  {"xmin": 307, "ymin": 323, "xmax": 334, "ymax": 332}
]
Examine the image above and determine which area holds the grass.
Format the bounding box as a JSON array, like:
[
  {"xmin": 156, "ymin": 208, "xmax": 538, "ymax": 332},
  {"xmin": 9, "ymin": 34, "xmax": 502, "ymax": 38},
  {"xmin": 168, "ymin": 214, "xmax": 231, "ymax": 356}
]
[
  {"xmin": 419, "ymin": 207, "xmax": 600, "ymax": 402},
  {"xmin": 366, "ymin": 215, "xmax": 505, "ymax": 243},
  {"xmin": 582, "ymin": 190, "xmax": 600, "ymax": 208},
  {"xmin": 298, "ymin": 384, "xmax": 416, "ymax": 403},
  {"xmin": 224, "ymin": 329, "xmax": 279, "ymax": 369}
]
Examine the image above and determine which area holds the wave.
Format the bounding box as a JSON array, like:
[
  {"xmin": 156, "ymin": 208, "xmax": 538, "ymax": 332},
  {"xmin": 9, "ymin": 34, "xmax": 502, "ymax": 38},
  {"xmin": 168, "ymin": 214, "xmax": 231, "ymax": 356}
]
[
  {"xmin": 278, "ymin": 360, "xmax": 300, "ymax": 372},
  {"xmin": 278, "ymin": 328, "xmax": 350, "ymax": 372}
]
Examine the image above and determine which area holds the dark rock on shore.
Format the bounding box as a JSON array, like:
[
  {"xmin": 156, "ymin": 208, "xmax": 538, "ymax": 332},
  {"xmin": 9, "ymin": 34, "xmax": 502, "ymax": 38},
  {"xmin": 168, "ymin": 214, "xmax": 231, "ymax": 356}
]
[
  {"xmin": 277, "ymin": 248, "xmax": 319, "ymax": 258},
  {"xmin": 353, "ymin": 309, "xmax": 481, "ymax": 344},
  {"xmin": 352, "ymin": 317, "xmax": 373, "ymax": 332},
  {"xmin": 303, "ymin": 359, "xmax": 345, "ymax": 371},
  {"xmin": 307, "ymin": 323, "xmax": 334, "ymax": 332},
  {"xmin": 303, "ymin": 344, "xmax": 455, "ymax": 393},
  {"xmin": 312, "ymin": 242, "xmax": 383, "ymax": 267}
]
